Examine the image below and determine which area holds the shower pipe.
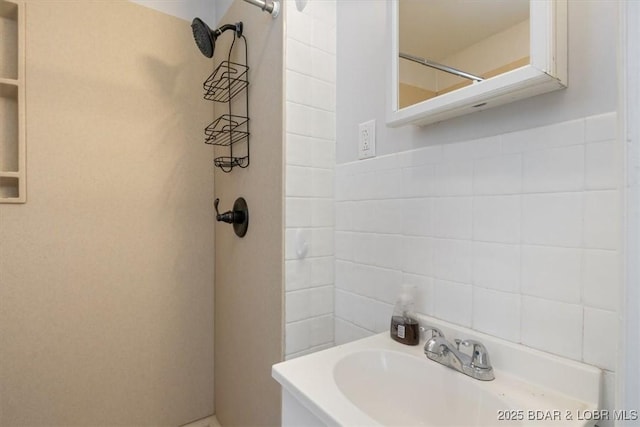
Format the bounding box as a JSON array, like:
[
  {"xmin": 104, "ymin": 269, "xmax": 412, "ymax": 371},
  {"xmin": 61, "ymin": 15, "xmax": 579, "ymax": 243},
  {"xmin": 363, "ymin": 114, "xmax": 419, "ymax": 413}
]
[
  {"xmin": 242, "ymin": 0, "xmax": 280, "ymax": 18},
  {"xmin": 400, "ymin": 52, "xmax": 484, "ymax": 82}
]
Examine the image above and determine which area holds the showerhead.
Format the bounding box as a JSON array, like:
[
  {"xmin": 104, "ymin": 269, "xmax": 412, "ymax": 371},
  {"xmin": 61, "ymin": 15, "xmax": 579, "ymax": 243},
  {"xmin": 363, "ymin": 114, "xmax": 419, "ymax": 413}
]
[
  {"xmin": 191, "ymin": 17, "xmax": 215, "ymax": 58},
  {"xmin": 191, "ymin": 18, "xmax": 243, "ymax": 59}
]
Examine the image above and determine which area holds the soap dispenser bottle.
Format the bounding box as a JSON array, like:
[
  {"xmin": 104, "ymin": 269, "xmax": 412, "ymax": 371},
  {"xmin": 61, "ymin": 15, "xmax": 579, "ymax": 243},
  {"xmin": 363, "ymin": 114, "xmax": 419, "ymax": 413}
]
[{"xmin": 390, "ymin": 285, "xmax": 420, "ymax": 345}]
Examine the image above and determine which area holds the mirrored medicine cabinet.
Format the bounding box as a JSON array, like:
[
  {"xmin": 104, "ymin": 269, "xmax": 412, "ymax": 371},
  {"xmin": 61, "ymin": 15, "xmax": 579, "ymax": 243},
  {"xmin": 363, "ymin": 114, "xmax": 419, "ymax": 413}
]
[{"xmin": 387, "ymin": 0, "xmax": 567, "ymax": 127}]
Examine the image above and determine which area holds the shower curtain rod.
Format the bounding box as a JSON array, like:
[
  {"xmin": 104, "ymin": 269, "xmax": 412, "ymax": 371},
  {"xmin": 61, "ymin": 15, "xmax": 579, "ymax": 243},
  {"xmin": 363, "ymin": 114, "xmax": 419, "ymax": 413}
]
[
  {"xmin": 242, "ymin": 0, "xmax": 280, "ymax": 18},
  {"xmin": 400, "ymin": 52, "xmax": 484, "ymax": 82}
]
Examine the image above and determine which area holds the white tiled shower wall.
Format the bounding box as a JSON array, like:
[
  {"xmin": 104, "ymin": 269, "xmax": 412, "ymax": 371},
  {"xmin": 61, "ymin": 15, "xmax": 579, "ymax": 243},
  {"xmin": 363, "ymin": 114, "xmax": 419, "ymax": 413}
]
[
  {"xmin": 284, "ymin": 0, "xmax": 336, "ymax": 359},
  {"xmin": 335, "ymin": 113, "xmax": 619, "ymax": 420}
]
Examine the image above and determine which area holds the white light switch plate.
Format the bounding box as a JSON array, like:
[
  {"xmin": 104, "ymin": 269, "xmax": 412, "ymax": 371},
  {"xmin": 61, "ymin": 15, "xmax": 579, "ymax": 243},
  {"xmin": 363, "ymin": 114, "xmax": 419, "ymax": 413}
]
[{"xmin": 358, "ymin": 119, "xmax": 376, "ymax": 160}]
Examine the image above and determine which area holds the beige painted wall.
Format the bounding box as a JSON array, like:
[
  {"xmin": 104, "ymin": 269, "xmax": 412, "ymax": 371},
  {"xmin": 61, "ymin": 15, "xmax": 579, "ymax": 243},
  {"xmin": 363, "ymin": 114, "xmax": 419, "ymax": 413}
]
[
  {"xmin": 0, "ymin": 1, "xmax": 215, "ymax": 425},
  {"xmin": 212, "ymin": 1, "xmax": 284, "ymax": 426}
]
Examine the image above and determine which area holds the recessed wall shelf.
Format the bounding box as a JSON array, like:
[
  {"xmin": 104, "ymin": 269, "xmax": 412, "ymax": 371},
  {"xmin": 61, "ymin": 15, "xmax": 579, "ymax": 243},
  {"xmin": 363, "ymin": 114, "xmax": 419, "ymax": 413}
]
[{"xmin": 0, "ymin": 0, "xmax": 25, "ymax": 203}]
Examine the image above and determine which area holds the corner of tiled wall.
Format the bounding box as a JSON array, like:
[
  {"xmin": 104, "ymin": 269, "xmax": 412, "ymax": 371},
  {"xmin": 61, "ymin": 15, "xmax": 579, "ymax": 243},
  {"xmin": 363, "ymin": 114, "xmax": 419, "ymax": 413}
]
[
  {"xmin": 334, "ymin": 112, "xmax": 620, "ymax": 425},
  {"xmin": 284, "ymin": 0, "xmax": 337, "ymax": 359}
]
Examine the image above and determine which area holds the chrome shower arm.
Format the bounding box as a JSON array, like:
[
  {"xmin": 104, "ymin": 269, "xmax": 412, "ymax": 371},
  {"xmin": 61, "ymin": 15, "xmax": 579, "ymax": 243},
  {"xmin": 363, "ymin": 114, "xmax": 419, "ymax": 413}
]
[
  {"xmin": 400, "ymin": 52, "xmax": 484, "ymax": 82},
  {"xmin": 243, "ymin": 0, "xmax": 280, "ymax": 18}
]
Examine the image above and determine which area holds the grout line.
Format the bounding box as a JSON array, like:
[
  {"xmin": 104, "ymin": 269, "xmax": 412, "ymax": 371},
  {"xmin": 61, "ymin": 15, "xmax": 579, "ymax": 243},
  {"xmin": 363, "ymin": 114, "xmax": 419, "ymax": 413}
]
[{"xmin": 285, "ymin": 98, "xmax": 336, "ymax": 114}]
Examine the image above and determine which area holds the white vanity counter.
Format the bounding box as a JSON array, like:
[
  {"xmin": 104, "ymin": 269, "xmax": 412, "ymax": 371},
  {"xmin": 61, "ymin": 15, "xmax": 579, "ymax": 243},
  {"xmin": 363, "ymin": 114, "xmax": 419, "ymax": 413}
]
[{"xmin": 272, "ymin": 316, "xmax": 602, "ymax": 427}]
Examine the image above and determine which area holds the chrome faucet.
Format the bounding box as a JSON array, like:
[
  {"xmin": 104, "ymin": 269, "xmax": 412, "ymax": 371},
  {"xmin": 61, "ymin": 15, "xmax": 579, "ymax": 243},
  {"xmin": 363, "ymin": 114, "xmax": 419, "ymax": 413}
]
[{"xmin": 422, "ymin": 327, "xmax": 495, "ymax": 381}]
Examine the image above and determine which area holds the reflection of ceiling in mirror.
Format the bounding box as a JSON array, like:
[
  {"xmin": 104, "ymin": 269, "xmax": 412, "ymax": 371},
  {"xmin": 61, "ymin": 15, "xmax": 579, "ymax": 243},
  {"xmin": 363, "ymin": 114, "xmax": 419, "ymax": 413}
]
[{"xmin": 399, "ymin": 0, "xmax": 529, "ymax": 61}]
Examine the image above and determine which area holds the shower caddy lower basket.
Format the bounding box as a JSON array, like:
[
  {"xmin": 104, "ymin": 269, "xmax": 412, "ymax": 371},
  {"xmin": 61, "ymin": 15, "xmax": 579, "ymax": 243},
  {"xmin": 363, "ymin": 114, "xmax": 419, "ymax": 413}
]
[{"xmin": 203, "ymin": 27, "xmax": 249, "ymax": 173}]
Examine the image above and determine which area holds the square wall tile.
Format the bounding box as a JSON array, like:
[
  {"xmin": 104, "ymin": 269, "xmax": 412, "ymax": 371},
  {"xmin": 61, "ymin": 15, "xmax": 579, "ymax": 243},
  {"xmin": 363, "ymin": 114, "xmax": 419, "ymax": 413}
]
[
  {"xmin": 434, "ymin": 280, "xmax": 472, "ymax": 327},
  {"xmin": 360, "ymin": 200, "xmax": 397, "ymax": 234},
  {"xmin": 285, "ymin": 228, "xmax": 310, "ymax": 260},
  {"xmin": 351, "ymin": 295, "xmax": 377, "ymax": 331},
  {"xmin": 434, "ymin": 197, "xmax": 473, "ymax": 239},
  {"xmin": 286, "ymin": 70, "xmax": 312, "ymax": 105},
  {"xmin": 286, "ymin": 165, "xmax": 312, "ymax": 197},
  {"xmin": 583, "ymin": 249, "xmax": 619, "ymax": 311},
  {"xmin": 473, "ymin": 154, "xmax": 522, "ymax": 195},
  {"xmin": 286, "ymin": 259, "xmax": 311, "ymax": 291},
  {"xmin": 348, "ymin": 264, "xmax": 383, "ymax": 298},
  {"xmin": 472, "ymin": 242, "xmax": 520, "ymax": 293},
  {"xmin": 399, "ymin": 145, "xmax": 442, "ymax": 167},
  {"xmin": 584, "ymin": 190, "xmax": 620, "ymax": 250},
  {"xmin": 312, "ymin": 168, "xmax": 334, "ymax": 198},
  {"xmin": 350, "ymin": 202, "xmax": 368, "ymax": 232},
  {"xmin": 334, "ymin": 289, "xmax": 355, "ymax": 322},
  {"xmin": 335, "ymin": 260, "xmax": 356, "ymax": 292},
  {"xmin": 310, "ymin": 228, "xmax": 334, "ymax": 257},
  {"xmin": 286, "ymin": 286, "xmax": 334, "ymax": 322},
  {"xmin": 502, "ymin": 119, "xmax": 584, "ymax": 153},
  {"xmin": 352, "ymin": 233, "xmax": 377, "ymax": 266},
  {"xmin": 335, "ymin": 231, "xmax": 353, "ymax": 261},
  {"xmin": 286, "ymin": 133, "xmax": 313, "ymax": 167},
  {"xmin": 370, "ymin": 267, "xmax": 403, "ymax": 304},
  {"xmin": 286, "ymin": 102, "xmax": 312, "ymax": 137},
  {"xmin": 335, "ymin": 202, "xmax": 353, "ymax": 231},
  {"xmin": 585, "ymin": 112, "xmax": 616, "ymax": 143},
  {"xmin": 373, "ymin": 167, "xmax": 403, "ymax": 200},
  {"xmin": 334, "ymin": 317, "xmax": 371, "ymax": 346},
  {"xmin": 286, "ymin": 197, "xmax": 312, "ymax": 228},
  {"xmin": 285, "ymin": 316, "xmax": 334, "ymax": 355},
  {"xmin": 285, "ymin": 320, "xmax": 310, "ymax": 354},
  {"xmin": 433, "ymin": 239, "xmax": 472, "ymax": 284},
  {"xmin": 521, "ymin": 296, "xmax": 583, "ymax": 360},
  {"xmin": 312, "ymin": 198, "xmax": 334, "ymax": 227},
  {"xmin": 521, "ymin": 245, "xmax": 582, "ymax": 304},
  {"xmin": 472, "ymin": 287, "xmax": 521, "ymax": 342},
  {"xmin": 334, "ymin": 172, "xmax": 353, "ymax": 202},
  {"xmin": 583, "ymin": 307, "xmax": 617, "ymax": 371},
  {"xmin": 311, "ymin": 46, "xmax": 336, "ymax": 83},
  {"xmin": 372, "ymin": 300, "xmax": 395, "ymax": 333},
  {"xmin": 523, "ymin": 145, "xmax": 585, "ymax": 193},
  {"xmin": 310, "ymin": 256, "xmax": 334, "ymax": 286},
  {"xmin": 311, "ymin": 17, "xmax": 336, "ymax": 55},
  {"xmin": 585, "ymin": 140, "xmax": 618, "ymax": 190},
  {"xmin": 442, "ymin": 136, "xmax": 500, "ymax": 161},
  {"xmin": 304, "ymin": 0, "xmax": 336, "ymax": 27},
  {"xmin": 402, "ymin": 236, "xmax": 434, "ymax": 276},
  {"xmin": 402, "ymin": 165, "xmax": 438, "ymax": 198},
  {"xmin": 403, "ymin": 273, "xmax": 435, "ymax": 316},
  {"xmin": 473, "ymin": 195, "xmax": 521, "ymax": 244},
  {"xmin": 285, "ymin": 4, "xmax": 313, "ymax": 45},
  {"xmin": 402, "ymin": 198, "xmax": 433, "ymax": 237},
  {"xmin": 308, "ymin": 315, "xmax": 334, "ymax": 347},
  {"xmin": 286, "ymin": 38, "xmax": 312, "ymax": 76},
  {"xmin": 353, "ymin": 172, "xmax": 375, "ymax": 201},
  {"xmin": 435, "ymin": 161, "xmax": 474, "ymax": 196},
  {"xmin": 371, "ymin": 234, "xmax": 402, "ymax": 270},
  {"xmin": 522, "ymin": 193, "xmax": 583, "ymax": 247},
  {"xmin": 309, "ymin": 76, "xmax": 336, "ymax": 112},
  {"xmin": 312, "ymin": 138, "xmax": 336, "ymax": 169}
]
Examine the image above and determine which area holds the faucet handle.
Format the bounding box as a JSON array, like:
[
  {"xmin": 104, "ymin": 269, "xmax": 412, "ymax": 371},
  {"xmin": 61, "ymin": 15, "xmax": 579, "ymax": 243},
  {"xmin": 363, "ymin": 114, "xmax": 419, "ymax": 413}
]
[
  {"xmin": 457, "ymin": 339, "xmax": 492, "ymax": 369},
  {"xmin": 420, "ymin": 326, "xmax": 444, "ymax": 340}
]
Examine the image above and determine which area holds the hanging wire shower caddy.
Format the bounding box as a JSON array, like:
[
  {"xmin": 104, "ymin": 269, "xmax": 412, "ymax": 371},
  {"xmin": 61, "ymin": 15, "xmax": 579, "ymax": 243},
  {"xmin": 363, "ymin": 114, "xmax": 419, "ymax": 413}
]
[{"xmin": 203, "ymin": 29, "xmax": 250, "ymax": 172}]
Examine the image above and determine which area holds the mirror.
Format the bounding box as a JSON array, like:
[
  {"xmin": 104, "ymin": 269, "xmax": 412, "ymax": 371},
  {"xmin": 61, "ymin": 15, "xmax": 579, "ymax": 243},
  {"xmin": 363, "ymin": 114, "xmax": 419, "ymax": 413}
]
[{"xmin": 388, "ymin": 0, "xmax": 567, "ymax": 127}]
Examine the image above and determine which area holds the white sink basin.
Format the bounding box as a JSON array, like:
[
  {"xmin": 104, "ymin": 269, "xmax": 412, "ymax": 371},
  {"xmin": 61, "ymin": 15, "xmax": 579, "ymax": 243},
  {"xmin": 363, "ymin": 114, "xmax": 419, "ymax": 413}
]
[
  {"xmin": 273, "ymin": 316, "xmax": 602, "ymax": 427},
  {"xmin": 334, "ymin": 349, "xmax": 520, "ymax": 426}
]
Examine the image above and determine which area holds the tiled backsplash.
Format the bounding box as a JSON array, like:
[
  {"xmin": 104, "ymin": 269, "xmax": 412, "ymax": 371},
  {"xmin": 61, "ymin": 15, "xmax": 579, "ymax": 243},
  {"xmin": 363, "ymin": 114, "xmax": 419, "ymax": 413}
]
[
  {"xmin": 284, "ymin": 0, "xmax": 336, "ymax": 359},
  {"xmin": 335, "ymin": 113, "xmax": 618, "ymax": 418}
]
